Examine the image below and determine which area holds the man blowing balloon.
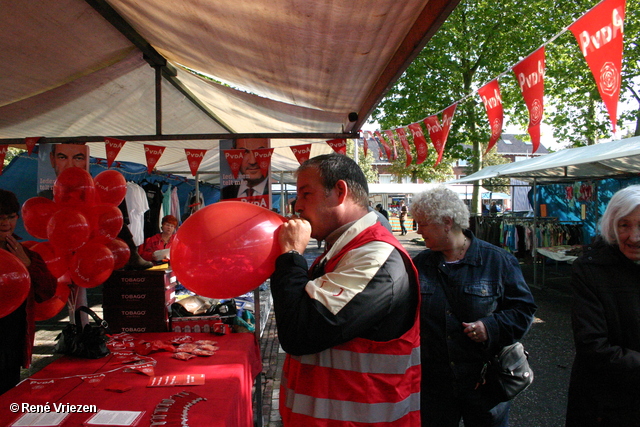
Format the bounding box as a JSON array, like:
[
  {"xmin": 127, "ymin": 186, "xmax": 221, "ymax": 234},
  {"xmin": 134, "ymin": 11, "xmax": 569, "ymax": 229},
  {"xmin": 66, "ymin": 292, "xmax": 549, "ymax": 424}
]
[{"xmin": 270, "ymin": 153, "xmax": 421, "ymax": 426}]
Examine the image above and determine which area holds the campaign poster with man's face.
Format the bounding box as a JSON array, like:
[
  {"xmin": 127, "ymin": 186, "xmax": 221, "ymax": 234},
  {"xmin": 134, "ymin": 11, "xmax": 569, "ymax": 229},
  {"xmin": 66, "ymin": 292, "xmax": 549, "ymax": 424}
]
[
  {"xmin": 220, "ymin": 138, "xmax": 272, "ymax": 210},
  {"xmin": 38, "ymin": 143, "xmax": 90, "ymax": 196}
]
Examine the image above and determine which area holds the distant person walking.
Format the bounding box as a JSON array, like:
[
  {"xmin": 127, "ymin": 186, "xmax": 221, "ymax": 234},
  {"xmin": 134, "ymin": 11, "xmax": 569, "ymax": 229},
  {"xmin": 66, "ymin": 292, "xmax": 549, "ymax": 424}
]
[
  {"xmin": 375, "ymin": 203, "xmax": 389, "ymax": 220},
  {"xmin": 399, "ymin": 200, "xmax": 408, "ymax": 235}
]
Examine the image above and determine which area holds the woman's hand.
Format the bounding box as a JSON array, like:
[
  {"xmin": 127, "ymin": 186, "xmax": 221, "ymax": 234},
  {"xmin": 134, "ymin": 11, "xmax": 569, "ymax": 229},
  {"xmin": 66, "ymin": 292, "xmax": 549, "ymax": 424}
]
[
  {"xmin": 5, "ymin": 235, "xmax": 31, "ymax": 267},
  {"xmin": 463, "ymin": 321, "xmax": 487, "ymax": 343},
  {"xmin": 278, "ymin": 217, "xmax": 312, "ymax": 254}
]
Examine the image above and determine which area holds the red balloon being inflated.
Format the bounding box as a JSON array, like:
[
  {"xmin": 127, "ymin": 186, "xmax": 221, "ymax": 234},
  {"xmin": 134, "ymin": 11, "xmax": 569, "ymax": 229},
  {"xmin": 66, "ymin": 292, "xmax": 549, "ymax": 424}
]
[{"xmin": 170, "ymin": 201, "xmax": 286, "ymax": 299}]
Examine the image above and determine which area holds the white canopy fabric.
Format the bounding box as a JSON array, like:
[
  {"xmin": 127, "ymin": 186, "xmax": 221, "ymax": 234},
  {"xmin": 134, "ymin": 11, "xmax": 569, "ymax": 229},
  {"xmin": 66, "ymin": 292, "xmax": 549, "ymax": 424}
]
[
  {"xmin": 0, "ymin": 0, "xmax": 459, "ymax": 182},
  {"xmin": 448, "ymin": 136, "xmax": 640, "ymax": 184}
]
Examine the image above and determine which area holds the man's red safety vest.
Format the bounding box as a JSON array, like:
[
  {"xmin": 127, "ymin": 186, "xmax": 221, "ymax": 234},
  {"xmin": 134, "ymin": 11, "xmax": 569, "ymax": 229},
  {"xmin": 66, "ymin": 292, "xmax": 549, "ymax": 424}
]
[{"xmin": 280, "ymin": 222, "xmax": 421, "ymax": 426}]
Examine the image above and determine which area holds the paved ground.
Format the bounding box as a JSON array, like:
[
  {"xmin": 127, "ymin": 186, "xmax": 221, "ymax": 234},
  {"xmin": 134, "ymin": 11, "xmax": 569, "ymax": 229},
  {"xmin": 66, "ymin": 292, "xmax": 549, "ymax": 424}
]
[{"xmin": 25, "ymin": 230, "xmax": 576, "ymax": 427}]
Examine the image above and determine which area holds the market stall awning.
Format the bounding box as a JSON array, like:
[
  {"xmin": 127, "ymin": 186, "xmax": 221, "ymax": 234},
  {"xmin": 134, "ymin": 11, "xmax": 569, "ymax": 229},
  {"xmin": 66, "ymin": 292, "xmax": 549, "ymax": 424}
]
[
  {"xmin": 448, "ymin": 136, "xmax": 640, "ymax": 185},
  {"xmin": 0, "ymin": 0, "xmax": 460, "ymax": 181}
]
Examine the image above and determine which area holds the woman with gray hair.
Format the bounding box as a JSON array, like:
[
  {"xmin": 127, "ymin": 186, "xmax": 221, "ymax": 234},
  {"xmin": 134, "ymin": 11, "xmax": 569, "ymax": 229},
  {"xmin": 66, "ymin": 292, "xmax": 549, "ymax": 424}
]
[
  {"xmin": 566, "ymin": 184, "xmax": 640, "ymax": 426},
  {"xmin": 410, "ymin": 186, "xmax": 536, "ymax": 427}
]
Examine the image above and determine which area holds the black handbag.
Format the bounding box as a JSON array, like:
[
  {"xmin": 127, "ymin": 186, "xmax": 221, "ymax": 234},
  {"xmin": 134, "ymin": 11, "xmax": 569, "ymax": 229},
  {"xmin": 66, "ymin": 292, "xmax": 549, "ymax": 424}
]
[
  {"xmin": 436, "ymin": 266, "xmax": 534, "ymax": 401},
  {"xmin": 54, "ymin": 306, "xmax": 111, "ymax": 359},
  {"xmin": 480, "ymin": 341, "xmax": 534, "ymax": 401}
]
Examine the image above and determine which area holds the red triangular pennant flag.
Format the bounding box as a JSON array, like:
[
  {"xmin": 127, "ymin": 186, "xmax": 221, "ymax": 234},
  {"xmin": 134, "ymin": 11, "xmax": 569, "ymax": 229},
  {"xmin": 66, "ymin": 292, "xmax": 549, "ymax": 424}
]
[
  {"xmin": 125, "ymin": 362, "xmax": 155, "ymax": 377},
  {"xmin": 251, "ymin": 147, "xmax": 274, "ymax": 178},
  {"xmin": 395, "ymin": 127, "xmax": 413, "ymax": 167},
  {"xmin": 223, "ymin": 149, "xmax": 245, "ymax": 179},
  {"xmin": 423, "ymin": 103, "xmax": 457, "ymax": 166},
  {"xmin": 104, "ymin": 137, "xmax": 126, "ymax": 168},
  {"xmin": 374, "ymin": 131, "xmax": 392, "ymax": 160},
  {"xmin": 407, "ymin": 123, "xmax": 428, "ymax": 165},
  {"xmin": 384, "ymin": 130, "xmax": 399, "ymax": 160},
  {"xmin": 513, "ymin": 47, "xmax": 545, "ymax": 153},
  {"xmin": 362, "ymin": 131, "xmax": 369, "ymax": 158},
  {"xmin": 24, "ymin": 137, "xmax": 42, "ymax": 156},
  {"xmin": 290, "ymin": 144, "xmax": 312, "ymax": 165},
  {"xmin": 478, "ymin": 79, "xmax": 504, "ymax": 155},
  {"xmin": 570, "ymin": 0, "xmax": 625, "ymax": 133},
  {"xmin": 29, "ymin": 379, "xmax": 57, "ymax": 393},
  {"xmin": 185, "ymin": 148, "xmax": 207, "ymax": 176},
  {"xmin": 143, "ymin": 144, "xmax": 166, "ymax": 174},
  {"xmin": 0, "ymin": 145, "xmax": 7, "ymax": 176},
  {"xmin": 326, "ymin": 138, "xmax": 347, "ymax": 155},
  {"xmin": 81, "ymin": 373, "xmax": 106, "ymax": 387}
]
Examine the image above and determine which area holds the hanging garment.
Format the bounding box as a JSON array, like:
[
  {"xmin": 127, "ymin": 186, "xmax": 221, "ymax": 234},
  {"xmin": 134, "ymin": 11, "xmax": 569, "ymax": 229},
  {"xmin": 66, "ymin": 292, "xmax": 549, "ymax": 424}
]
[{"xmin": 125, "ymin": 182, "xmax": 148, "ymax": 247}]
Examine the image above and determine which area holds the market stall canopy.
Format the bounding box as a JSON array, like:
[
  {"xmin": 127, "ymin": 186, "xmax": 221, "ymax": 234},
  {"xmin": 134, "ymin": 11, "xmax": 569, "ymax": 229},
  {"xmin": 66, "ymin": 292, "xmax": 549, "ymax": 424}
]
[
  {"xmin": 0, "ymin": 0, "xmax": 459, "ymax": 182},
  {"xmin": 447, "ymin": 136, "xmax": 640, "ymax": 185}
]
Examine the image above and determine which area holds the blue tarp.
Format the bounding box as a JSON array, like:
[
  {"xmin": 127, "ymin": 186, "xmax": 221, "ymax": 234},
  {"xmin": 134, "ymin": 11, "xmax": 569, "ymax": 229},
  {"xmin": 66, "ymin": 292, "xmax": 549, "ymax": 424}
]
[{"xmin": 530, "ymin": 176, "xmax": 640, "ymax": 244}]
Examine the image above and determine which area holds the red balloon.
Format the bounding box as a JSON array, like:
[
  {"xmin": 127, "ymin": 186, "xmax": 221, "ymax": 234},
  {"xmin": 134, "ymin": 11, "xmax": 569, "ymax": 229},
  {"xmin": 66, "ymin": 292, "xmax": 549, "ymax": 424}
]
[
  {"xmin": 170, "ymin": 201, "xmax": 285, "ymax": 298},
  {"xmin": 0, "ymin": 251, "xmax": 31, "ymax": 319},
  {"xmin": 105, "ymin": 238, "xmax": 130, "ymax": 270},
  {"xmin": 47, "ymin": 208, "xmax": 91, "ymax": 252},
  {"xmin": 89, "ymin": 204, "xmax": 124, "ymax": 244},
  {"xmin": 21, "ymin": 197, "xmax": 59, "ymax": 239},
  {"xmin": 30, "ymin": 241, "xmax": 71, "ymax": 278},
  {"xmin": 53, "ymin": 167, "xmax": 96, "ymax": 208},
  {"xmin": 34, "ymin": 279, "xmax": 71, "ymax": 321},
  {"xmin": 94, "ymin": 170, "xmax": 127, "ymax": 206},
  {"xmin": 69, "ymin": 241, "xmax": 115, "ymax": 288}
]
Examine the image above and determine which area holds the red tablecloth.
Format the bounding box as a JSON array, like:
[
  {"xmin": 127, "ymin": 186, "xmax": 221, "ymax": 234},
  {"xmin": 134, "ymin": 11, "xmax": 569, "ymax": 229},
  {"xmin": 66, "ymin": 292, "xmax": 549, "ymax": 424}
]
[{"xmin": 0, "ymin": 332, "xmax": 262, "ymax": 427}]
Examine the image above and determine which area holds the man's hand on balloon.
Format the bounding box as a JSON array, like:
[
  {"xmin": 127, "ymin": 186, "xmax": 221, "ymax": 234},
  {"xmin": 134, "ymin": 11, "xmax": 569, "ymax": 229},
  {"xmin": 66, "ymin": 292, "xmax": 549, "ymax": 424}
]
[{"xmin": 278, "ymin": 217, "xmax": 311, "ymax": 254}]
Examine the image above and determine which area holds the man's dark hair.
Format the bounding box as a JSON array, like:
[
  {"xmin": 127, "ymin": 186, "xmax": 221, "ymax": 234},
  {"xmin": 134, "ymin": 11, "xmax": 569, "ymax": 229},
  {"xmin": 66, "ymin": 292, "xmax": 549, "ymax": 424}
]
[
  {"xmin": 297, "ymin": 153, "xmax": 369, "ymax": 208},
  {"xmin": 0, "ymin": 189, "xmax": 20, "ymax": 215}
]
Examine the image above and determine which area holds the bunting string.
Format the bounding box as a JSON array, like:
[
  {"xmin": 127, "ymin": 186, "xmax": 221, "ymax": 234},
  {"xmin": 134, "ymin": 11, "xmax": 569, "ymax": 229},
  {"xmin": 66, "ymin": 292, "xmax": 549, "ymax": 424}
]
[{"xmin": 367, "ymin": 0, "xmax": 625, "ymax": 161}]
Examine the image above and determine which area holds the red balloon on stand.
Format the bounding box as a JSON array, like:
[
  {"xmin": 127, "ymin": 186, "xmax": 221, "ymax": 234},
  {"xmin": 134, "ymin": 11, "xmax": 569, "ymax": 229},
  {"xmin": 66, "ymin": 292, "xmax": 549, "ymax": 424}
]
[
  {"xmin": 106, "ymin": 238, "xmax": 130, "ymax": 270},
  {"xmin": 69, "ymin": 241, "xmax": 115, "ymax": 288},
  {"xmin": 53, "ymin": 167, "xmax": 96, "ymax": 208},
  {"xmin": 47, "ymin": 208, "xmax": 91, "ymax": 252},
  {"xmin": 21, "ymin": 197, "xmax": 59, "ymax": 239},
  {"xmin": 94, "ymin": 170, "xmax": 127, "ymax": 206},
  {"xmin": 89, "ymin": 204, "xmax": 123, "ymax": 244},
  {"xmin": 170, "ymin": 201, "xmax": 286, "ymax": 299},
  {"xmin": 0, "ymin": 251, "xmax": 31, "ymax": 319},
  {"xmin": 34, "ymin": 279, "xmax": 71, "ymax": 321}
]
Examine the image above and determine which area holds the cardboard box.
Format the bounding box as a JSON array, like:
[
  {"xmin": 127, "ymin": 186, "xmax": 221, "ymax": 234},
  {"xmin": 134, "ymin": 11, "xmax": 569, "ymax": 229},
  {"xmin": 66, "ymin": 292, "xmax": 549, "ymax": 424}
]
[{"xmin": 103, "ymin": 268, "xmax": 176, "ymax": 333}]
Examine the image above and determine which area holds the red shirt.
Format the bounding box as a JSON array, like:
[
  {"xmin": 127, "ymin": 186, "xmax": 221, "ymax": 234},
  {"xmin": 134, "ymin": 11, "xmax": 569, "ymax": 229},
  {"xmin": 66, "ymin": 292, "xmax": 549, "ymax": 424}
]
[{"xmin": 138, "ymin": 233, "xmax": 175, "ymax": 262}]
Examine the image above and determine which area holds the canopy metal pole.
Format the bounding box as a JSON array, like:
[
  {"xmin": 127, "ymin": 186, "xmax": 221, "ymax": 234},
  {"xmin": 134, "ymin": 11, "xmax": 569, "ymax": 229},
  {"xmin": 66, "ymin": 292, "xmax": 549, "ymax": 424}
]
[
  {"xmin": 280, "ymin": 171, "xmax": 285, "ymax": 214},
  {"xmin": 0, "ymin": 132, "xmax": 358, "ymax": 145},
  {"xmin": 155, "ymin": 66, "xmax": 162, "ymax": 136},
  {"xmin": 195, "ymin": 172, "xmax": 200, "ymax": 211},
  {"xmin": 533, "ymin": 178, "xmax": 539, "ymax": 288}
]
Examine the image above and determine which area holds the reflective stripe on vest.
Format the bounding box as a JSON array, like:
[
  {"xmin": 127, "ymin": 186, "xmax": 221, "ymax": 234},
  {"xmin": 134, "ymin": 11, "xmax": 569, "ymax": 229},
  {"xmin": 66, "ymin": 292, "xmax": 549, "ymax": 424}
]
[
  {"xmin": 283, "ymin": 382, "xmax": 420, "ymax": 423},
  {"xmin": 296, "ymin": 346, "xmax": 420, "ymax": 374},
  {"xmin": 282, "ymin": 346, "xmax": 421, "ymax": 423}
]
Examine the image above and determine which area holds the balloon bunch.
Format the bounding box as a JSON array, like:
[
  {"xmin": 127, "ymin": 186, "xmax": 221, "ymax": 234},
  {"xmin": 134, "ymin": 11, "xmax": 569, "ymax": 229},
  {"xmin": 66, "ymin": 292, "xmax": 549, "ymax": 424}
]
[{"xmin": 21, "ymin": 168, "xmax": 131, "ymax": 320}]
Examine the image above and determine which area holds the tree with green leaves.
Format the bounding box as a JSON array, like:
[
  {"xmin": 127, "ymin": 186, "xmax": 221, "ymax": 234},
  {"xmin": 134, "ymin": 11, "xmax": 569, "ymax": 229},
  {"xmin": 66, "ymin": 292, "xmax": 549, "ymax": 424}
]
[
  {"xmin": 372, "ymin": 0, "xmax": 639, "ymax": 212},
  {"xmin": 3, "ymin": 147, "xmax": 24, "ymax": 168},
  {"xmin": 347, "ymin": 138, "xmax": 379, "ymax": 183}
]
